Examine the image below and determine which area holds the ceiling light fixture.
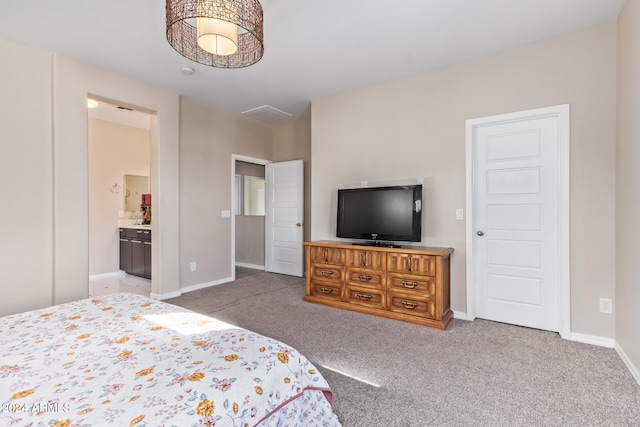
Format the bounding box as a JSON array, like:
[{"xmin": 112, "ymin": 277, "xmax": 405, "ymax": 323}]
[
  {"xmin": 166, "ymin": 0, "xmax": 264, "ymax": 69},
  {"xmin": 87, "ymin": 98, "xmax": 99, "ymax": 109}
]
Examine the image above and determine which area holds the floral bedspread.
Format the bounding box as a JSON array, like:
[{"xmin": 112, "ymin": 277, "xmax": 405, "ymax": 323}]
[{"xmin": 0, "ymin": 292, "xmax": 341, "ymax": 427}]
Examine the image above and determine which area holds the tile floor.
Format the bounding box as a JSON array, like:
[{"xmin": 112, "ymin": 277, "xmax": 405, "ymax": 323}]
[{"xmin": 89, "ymin": 274, "xmax": 151, "ymax": 297}]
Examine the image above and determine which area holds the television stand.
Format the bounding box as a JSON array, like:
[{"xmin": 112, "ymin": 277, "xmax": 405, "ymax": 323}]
[
  {"xmin": 353, "ymin": 241, "xmax": 401, "ymax": 248},
  {"xmin": 304, "ymin": 241, "xmax": 454, "ymax": 330}
]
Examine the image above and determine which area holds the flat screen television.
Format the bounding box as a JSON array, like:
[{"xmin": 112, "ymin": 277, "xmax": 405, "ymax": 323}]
[{"xmin": 336, "ymin": 185, "xmax": 422, "ymax": 244}]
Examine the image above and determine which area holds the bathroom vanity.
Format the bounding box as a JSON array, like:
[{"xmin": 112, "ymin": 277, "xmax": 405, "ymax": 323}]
[{"xmin": 119, "ymin": 226, "xmax": 151, "ymax": 279}]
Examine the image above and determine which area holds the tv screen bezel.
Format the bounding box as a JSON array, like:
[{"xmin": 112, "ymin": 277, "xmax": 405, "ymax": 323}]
[{"xmin": 336, "ymin": 184, "xmax": 422, "ymax": 243}]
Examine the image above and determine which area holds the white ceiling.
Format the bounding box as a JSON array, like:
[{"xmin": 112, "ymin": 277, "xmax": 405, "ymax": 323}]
[{"xmin": 0, "ymin": 1, "xmax": 625, "ymax": 125}]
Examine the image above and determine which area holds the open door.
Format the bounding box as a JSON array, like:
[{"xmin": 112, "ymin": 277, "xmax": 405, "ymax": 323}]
[{"xmin": 265, "ymin": 160, "xmax": 304, "ymax": 277}]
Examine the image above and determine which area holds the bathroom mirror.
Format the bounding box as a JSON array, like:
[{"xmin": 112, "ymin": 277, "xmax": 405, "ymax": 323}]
[
  {"xmin": 244, "ymin": 176, "xmax": 265, "ymax": 216},
  {"xmin": 124, "ymin": 174, "xmax": 148, "ymax": 212}
]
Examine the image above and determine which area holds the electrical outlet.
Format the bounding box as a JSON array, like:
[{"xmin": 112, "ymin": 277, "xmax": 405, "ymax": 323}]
[
  {"xmin": 190, "ymin": 262, "xmax": 197, "ymax": 272},
  {"xmin": 599, "ymin": 298, "xmax": 613, "ymax": 314}
]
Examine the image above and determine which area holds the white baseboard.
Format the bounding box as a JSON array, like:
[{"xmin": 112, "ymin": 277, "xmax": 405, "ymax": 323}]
[
  {"xmin": 150, "ymin": 290, "xmax": 182, "ymax": 300},
  {"xmin": 150, "ymin": 276, "xmax": 234, "ymax": 301},
  {"xmin": 615, "ymin": 341, "xmax": 640, "ymax": 386},
  {"xmin": 180, "ymin": 276, "xmax": 234, "ymax": 294},
  {"xmin": 235, "ymin": 262, "xmax": 265, "ymax": 270},
  {"xmin": 569, "ymin": 332, "xmax": 615, "ymax": 348},
  {"xmin": 453, "ymin": 311, "xmax": 469, "ymax": 320},
  {"xmin": 89, "ymin": 271, "xmax": 125, "ymax": 281},
  {"xmin": 456, "ymin": 316, "xmax": 617, "ymax": 350}
]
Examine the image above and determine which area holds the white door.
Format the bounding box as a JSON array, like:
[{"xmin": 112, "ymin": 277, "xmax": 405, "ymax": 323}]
[
  {"xmin": 468, "ymin": 105, "xmax": 569, "ymax": 332},
  {"xmin": 265, "ymin": 160, "xmax": 304, "ymax": 277}
]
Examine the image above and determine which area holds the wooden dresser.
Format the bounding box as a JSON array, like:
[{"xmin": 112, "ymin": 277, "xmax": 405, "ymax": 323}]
[{"xmin": 304, "ymin": 241, "xmax": 454, "ymax": 330}]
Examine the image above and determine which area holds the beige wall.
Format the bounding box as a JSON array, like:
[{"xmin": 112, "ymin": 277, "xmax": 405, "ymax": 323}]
[
  {"xmin": 0, "ymin": 36, "xmax": 302, "ymax": 313},
  {"xmin": 0, "ymin": 38, "xmax": 180, "ymax": 315},
  {"xmin": 273, "ymin": 120, "xmax": 312, "ymax": 243},
  {"xmin": 0, "ymin": 39, "xmax": 53, "ymax": 316},
  {"xmin": 235, "ymin": 215, "xmax": 265, "ymax": 268},
  {"xmin": 311, "ymin": 23, "xmax": 617, "ymax": 338},
  {"xmin": 88, "ymin": 118, "xmax": 150, "ymax": 276},
  {"xmin": 235, "ymin": 216, "xmax": 265, "ymax": 267},
  {"xmin": 179, "ymin": 99, "xmax": 273, "ymax": 289},
  {"xmin": 53, "ymin": 55, "xmax": 180, "ymax": 301},
  {"xmin": 616, "ymin": 0, "xmax": 640, "ymax": 380}
]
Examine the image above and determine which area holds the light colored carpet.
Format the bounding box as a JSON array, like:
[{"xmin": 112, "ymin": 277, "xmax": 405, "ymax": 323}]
[{"xmin": 166, "ymin": 268, "xmax": 640, "ymax": 427}]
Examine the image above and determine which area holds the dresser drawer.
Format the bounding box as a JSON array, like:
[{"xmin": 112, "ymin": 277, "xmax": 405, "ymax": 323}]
[
  {"xmin": 345, "ymin": 249, "xmax": 385, "ymax": 270},
  {"xmin": 309, "ymin": 246, "xmax": 345, "ymax": 265},
  {"xmin": 309, "ymin": 264, "xmax": 344, "ymax": 284},
  {"xmin": 386, "ymin": 253, "xmax": 435, "ymax": 276},
  {"xmin": 345, "ymin": 268, "xmax": 385, "ymax": 289},
  {"xmin": 345, "ymin": 286, "xmax": 385, "ymax": 310},
  {"xmin": 387, "ymin": 273, "xmax": 435, "ymax": 296},
  {"xmin": 386, "ymin": 292, "xmax": 435, "ymax": 319},
  {"xmin": 309, "ymin": 281, "xmax": 342, "ymax": 301}
]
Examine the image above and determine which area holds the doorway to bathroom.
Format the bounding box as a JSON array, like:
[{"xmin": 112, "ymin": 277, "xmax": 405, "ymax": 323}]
[{"xmin": 87, "ymin": 96, "xmax": 154, "ymax": 297}]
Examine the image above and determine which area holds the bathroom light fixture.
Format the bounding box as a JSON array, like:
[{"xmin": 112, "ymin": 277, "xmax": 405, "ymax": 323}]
[{"xmin": 166, "ymin": 0, "xmax": 264, "ymax": 68}]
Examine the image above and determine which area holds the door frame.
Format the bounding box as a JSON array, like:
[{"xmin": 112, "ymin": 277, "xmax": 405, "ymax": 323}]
[
  {"xmin": 465, "ymin": 104, "xmax": 571, "ymax": 338},
  {"xmin": 231, "ymin": 154, "xmax": 272, "ymax": 281}
]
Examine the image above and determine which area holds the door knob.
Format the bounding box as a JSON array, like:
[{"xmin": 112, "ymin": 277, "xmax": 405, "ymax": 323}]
[
  {"xmin": 296, "ymin": 222, "xmax": 303, "ymax": 227},
  {"xmin": 476, "ymin": 230, "xmax": 485, "ymax": 236}
]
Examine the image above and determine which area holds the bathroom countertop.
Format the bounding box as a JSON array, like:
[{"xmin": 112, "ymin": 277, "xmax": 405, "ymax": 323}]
[{"xmin": 118, "ymin": 225, "xmax": 152, "ymax": 230}]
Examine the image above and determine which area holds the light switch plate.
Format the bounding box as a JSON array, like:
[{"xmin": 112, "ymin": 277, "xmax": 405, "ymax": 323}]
[
  {"xmin": 456, "ymin": 209, "xmax": 464, "ymax": 220},
  {"xmin": 221, "ymin": 210, "xmax": 231, "ymax": 218}
]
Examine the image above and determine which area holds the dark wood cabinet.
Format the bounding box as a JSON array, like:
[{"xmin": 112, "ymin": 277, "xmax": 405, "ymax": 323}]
[
  {"xmin": 131, "ymin": 239, "xmax": 145, "ymax": 277},
  {"xmin": 119, "ymin": 234, "xmax": 132, "ymax": 273},
  {"xmin": 119, "ymin": 228, "xmax": 151, "ymax": 279},
  {"xmin": 144, "ymin": 238, "xmax": 152, "ymax": 279}
]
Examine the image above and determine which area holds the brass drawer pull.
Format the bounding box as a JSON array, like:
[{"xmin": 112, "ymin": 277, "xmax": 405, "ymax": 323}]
[
  {"xmin": 358, "ymin": 274, "xmax": 372, "ymax": 282},
  {"xmin": 320, "ymin": 287, "xmax": 333, "ymax": 294},
  {"xmin": 321, "ymin": 270, "xmax": 333, "ymax": 277},
  {"xmin": 356, "ymin": 293, "xmax": 372, "ymax": 301},
  {"xmin": 402, "ymin": 280, "xmax": 418, "ymax": 289},
  {"xmin": 401, "ymin": 300, "xmax": 418, "ymax": 309}
]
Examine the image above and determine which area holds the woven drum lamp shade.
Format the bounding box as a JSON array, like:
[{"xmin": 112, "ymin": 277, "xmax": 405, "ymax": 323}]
[{"xmin": 166, "ymin": 0, "xmax": 264, "ymax": 68}]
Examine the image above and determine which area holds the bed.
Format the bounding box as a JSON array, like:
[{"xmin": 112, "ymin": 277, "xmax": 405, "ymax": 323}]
[{"xmin": 0, "ymin": 292, "xmax": 341, "ymax": 427}]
